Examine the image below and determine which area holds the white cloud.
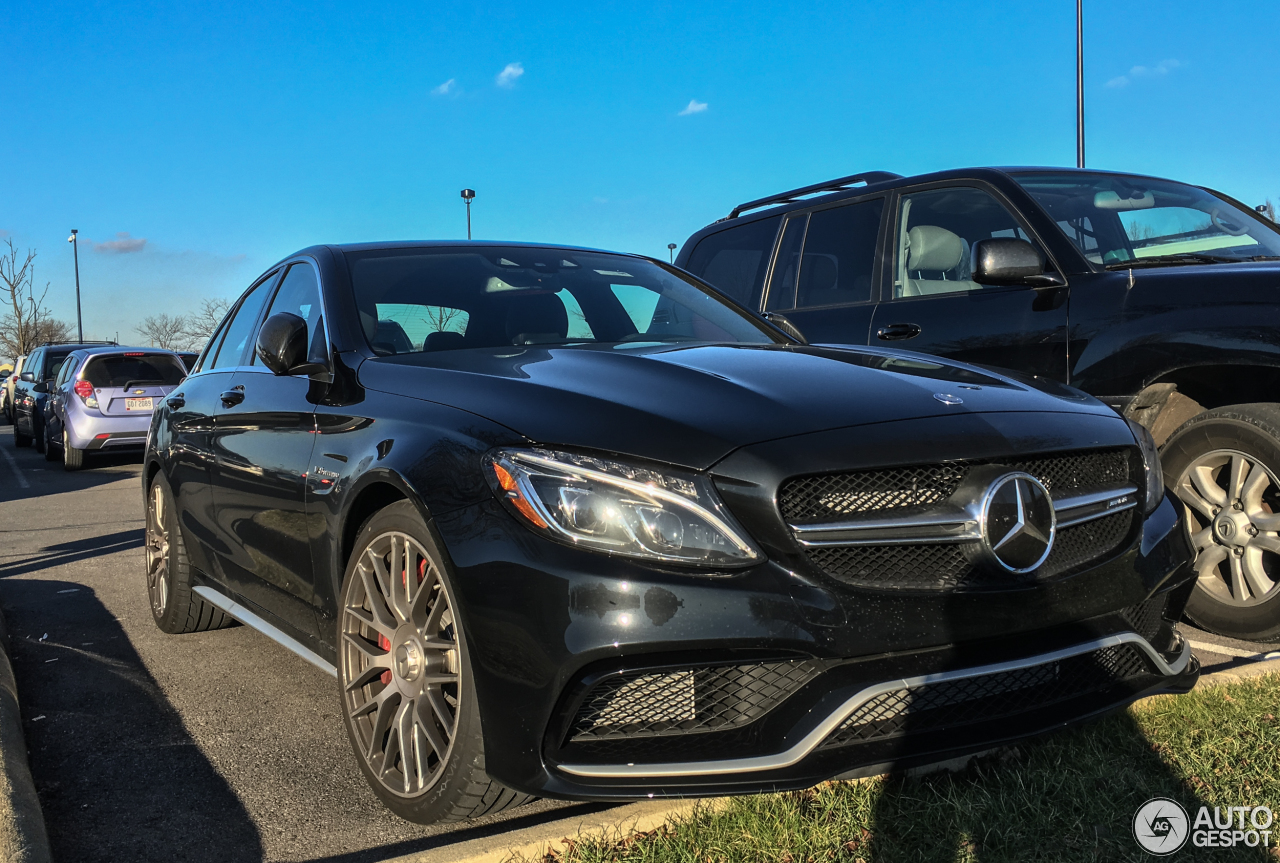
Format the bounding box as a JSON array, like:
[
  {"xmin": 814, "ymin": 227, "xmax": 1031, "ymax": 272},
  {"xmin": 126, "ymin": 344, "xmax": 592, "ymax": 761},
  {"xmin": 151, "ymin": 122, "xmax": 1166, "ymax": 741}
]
[
  {"xmin": 495, "ymin": 62, "xmax": 524, "ymax": 88},
  {"xmin": 678, "ymin": 99, "xmax": 708, "ymax": 116},
  {"xmin": 432, "ymin": 78, "xmax": 457, "ymax": 96},
  {"xmin": 93, "ymin": 232, "xmax": 147, "ymax": 254},
  {"xmin": 1105, "ymin": 58, "xmax": 1181, "ymax": 89}
]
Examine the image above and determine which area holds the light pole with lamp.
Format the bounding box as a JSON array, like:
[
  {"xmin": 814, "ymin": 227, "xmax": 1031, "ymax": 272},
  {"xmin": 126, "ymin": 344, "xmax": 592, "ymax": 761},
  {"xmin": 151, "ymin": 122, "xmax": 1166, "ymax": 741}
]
[
  {"xmin": 1076, "ymin": 0, "xmax": 1085, "ymax": 168},
  {"xmin": 460, "ymin": 189, "xmax": 475, "ymax": 239},
  {"xmin": 667, "ymin": 243, "xmax": 677, "ymax": 263},
  {"xmin": 67, "ymin": 230, "xmax": 83, "ymax": 342}
]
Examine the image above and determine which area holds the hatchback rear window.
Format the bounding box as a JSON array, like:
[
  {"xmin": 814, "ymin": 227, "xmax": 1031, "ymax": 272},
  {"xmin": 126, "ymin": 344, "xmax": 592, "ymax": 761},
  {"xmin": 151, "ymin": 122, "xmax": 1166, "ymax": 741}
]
[{"xmin": 83, "ymin": 355, "xmax": 186, "ymax": 388}]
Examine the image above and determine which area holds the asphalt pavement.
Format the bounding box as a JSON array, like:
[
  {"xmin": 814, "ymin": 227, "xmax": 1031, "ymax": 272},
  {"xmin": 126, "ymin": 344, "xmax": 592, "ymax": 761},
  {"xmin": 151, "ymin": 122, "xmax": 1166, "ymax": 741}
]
[{"xmin": 0, "ymin": 422, "xmax": 1276, "ymax": 862}]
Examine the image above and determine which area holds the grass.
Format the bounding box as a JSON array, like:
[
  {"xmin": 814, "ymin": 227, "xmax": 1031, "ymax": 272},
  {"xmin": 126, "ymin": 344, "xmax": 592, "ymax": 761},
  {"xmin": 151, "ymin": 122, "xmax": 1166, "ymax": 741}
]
[{"xmin": 540, "ymin": 676, "xmax": 1280, "ymax": 863}]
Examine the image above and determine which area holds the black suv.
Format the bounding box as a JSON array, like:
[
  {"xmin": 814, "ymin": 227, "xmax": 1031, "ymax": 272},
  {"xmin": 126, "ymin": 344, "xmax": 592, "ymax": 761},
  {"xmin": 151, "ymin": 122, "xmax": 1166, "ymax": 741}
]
[
  {"xmin": 677, "ymin": 167, "xmax": 1280, "ymax": 642},
  {"xmin": 11, "ymin": 341, "xmax": 117, "ymax": 450}
]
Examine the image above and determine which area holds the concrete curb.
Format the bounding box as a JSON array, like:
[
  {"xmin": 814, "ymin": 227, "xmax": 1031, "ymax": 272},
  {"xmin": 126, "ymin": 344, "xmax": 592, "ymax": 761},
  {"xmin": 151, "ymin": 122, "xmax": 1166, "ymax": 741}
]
[
  {"xmin": 1192, "ymin": 656, "xmax": 1280, "ymax": 689},
  {"xmin": 0, "ymin": 607, "xmax": 52, "ymax": 863}
]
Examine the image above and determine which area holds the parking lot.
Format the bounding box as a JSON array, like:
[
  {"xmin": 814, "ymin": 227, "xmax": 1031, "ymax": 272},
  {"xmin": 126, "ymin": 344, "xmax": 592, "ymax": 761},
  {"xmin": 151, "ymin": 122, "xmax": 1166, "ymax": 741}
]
[
  {"xmin": 0, "ymin": 422, "xmax": 1276, "ymax": 862},
  {"xmin": 0, "ymin": 426, "xmax": 611, "ymax": 863}
]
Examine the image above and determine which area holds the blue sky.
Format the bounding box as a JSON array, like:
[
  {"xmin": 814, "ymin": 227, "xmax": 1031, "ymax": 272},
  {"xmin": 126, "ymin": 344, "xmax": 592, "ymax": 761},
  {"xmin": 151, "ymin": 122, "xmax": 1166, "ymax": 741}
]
[{"xmin": 3, "ymin": 0, "xmax": 1278, "ymax": 345}]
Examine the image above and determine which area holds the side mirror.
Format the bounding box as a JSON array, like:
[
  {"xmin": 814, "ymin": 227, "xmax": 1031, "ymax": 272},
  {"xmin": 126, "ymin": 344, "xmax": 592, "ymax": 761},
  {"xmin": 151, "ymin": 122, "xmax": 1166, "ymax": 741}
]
[
  {"xmin": 256, "ymin": 312, "xmax": 329, "ymax": 376},
  {"xmin": 20, "ymin": 371, "xmax": 35, "ymax": 383},
  {"xmin": 973, "ymin": 238, "xmax": 1063, "ymax": 287},
  {"xmin": 32, "ymin": 381, "xmax": 49, "ymax": 394}
]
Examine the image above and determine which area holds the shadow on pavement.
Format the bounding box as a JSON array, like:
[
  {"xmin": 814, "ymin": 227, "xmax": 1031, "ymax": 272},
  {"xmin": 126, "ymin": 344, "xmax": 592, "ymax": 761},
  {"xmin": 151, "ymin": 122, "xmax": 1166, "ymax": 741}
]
[
  {"xmin": 0, "ymin": 577, "xmax": 264, "ymax": 863},
  {"xmin": 0, "ymin": 530, "xmax": 143, "ymax": 579}
]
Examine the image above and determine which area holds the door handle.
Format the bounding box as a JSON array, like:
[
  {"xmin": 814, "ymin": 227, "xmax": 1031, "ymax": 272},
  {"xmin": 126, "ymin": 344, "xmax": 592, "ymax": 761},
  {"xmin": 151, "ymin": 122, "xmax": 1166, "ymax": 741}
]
[
  {"xmin": 166, "ymin": 395, "xmax": 185, "ymax": 409},
  {"xmin": 876, "ymin": 323, "xmax": 922, "ymax": 341},
  {"xmin": 219, "ymin": 387, "xmax": 245, "ymax": 408}
]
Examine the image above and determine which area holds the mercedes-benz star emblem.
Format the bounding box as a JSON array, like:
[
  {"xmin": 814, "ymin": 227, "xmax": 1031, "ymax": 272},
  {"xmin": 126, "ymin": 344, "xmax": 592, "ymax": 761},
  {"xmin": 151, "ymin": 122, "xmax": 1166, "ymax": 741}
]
[
  {"xmin": 933, "ymin": 392, "xmax": 963, "ymax": 405},
  {"xmin": 982, "ymin": 472, "xmax": 1055, "ymax": 573}
]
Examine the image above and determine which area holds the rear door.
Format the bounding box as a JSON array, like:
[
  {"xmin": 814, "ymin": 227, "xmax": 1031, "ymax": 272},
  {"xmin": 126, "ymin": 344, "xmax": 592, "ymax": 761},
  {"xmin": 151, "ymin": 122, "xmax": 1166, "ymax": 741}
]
[
  {"xmin": 209, "ymin": 261, "xmax": 324, "ymax": 638},
  {"xmin": 868, "ymin": 184, "xmax": 1070, "ymax": 380}
]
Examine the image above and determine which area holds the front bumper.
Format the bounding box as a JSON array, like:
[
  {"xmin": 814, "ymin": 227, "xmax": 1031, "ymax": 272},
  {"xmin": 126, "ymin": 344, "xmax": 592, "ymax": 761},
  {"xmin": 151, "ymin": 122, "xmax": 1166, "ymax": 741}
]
[{"xmin": 433, "ymin": 492, "xmax": 1196, "ymax": 800}]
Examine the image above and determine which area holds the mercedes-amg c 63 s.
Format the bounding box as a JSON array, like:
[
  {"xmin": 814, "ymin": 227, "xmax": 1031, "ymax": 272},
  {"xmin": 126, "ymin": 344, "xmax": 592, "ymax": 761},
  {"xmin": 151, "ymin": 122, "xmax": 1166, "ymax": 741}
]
[{"xmin": 143, "ymin": 242, "xmax": 1198, "ymax": 824}]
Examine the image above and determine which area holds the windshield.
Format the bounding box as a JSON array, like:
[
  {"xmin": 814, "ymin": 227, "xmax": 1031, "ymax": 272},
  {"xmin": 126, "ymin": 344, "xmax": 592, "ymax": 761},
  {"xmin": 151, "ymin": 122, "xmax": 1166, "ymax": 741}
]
[
  {"xmin": 1013, "ymin": 172, "xmax": 1280, "ymax": 266},
  {"xmin": 84, "ymin": 354, "xmax": 186, "ymax": 388},
  {"xmin": 345, "ymin": 246, "xmax": 785, "ymax": 355}
]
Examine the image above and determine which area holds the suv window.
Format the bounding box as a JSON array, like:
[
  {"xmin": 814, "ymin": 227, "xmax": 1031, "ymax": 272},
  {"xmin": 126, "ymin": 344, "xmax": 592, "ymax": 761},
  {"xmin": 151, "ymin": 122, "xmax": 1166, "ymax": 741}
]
[
  {"xmin": 23, "ymin": 349, "xmax": 42, "ymax": 380},
  {"xmin": 684, "ymin": 215, "xmax": 782, "ymax": 309},
  {"xmin": 765, "ymin": 199, "xmax": 883, "ymax": 310},
  {"xmin": 211, "ymin": 273, "xmax": 278, "ymax": 369},
  {"xmin": 41, "ymin": 350, "xmax": 74, "ymax": 380},
  {"xmin": 893, "ymin": 187, "xmax": 1039, "ymax": 299},
  {"xmin": 255, "ymin": 263, "xmax": 324, "ymax": 366}
]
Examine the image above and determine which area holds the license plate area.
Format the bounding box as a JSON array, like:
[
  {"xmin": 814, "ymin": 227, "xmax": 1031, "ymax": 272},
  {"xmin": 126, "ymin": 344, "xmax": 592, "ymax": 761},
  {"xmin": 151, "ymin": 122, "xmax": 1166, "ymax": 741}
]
[{"xmin": 125, "ymin": 397, "xmax": 154, "ymax": 411}]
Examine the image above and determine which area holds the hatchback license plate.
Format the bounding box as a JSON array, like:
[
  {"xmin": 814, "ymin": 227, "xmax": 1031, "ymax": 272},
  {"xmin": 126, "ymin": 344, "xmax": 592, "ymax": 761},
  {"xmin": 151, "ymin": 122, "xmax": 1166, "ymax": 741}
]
[{"xmin": 125, "ymin": 397, "xmax": 153, "ymax": 411}]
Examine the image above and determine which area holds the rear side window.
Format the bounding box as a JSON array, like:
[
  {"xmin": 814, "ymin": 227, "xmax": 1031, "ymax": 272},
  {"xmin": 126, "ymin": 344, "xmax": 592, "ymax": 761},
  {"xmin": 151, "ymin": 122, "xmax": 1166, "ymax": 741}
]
[
  {"xmin": 684, "ymin": 216, "xmax": 782, "ymax": 309},
  {"xmin": 83, "ymin": 355, "xmax": 186, "ymax": 388}
]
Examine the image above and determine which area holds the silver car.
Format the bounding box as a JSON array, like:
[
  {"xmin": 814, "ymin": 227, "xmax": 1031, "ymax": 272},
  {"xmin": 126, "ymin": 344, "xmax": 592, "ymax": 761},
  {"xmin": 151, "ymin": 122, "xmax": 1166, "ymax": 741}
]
[{"xmin": 43, "ymin": 347, "xmax": 186, "ymax": 470}]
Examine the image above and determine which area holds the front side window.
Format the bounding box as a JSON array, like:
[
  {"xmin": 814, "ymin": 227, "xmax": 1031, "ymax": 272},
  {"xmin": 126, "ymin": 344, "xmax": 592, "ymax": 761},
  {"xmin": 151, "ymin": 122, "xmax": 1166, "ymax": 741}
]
[
  {"xmin": 255, "ymin": 262, "xmax": 325, "ymax": 366},
  {"xmin": 684, "ymin": 216, "xmax": 782, "ymax": 309},
  {"xmin": 24, "ymin": 350, "xmax": 42, "ymax": 381},
  {"xmin": 1014, "ymin": 172, "xmax": 1280, "ymax": 267},
  {"xmin": 893, "ymin": 187, "xmax": 1039, "ymax": 299},
  {"xmin": 765, "ymin": 199, "xmax": 883, "ymax": 310},
  {"xmin": 211, "ymin": 272, "xmax": 278, "ymax": 370},
  {"xmin": 346, "ymin": 247, "xmax": 786, "ymax": 356}
]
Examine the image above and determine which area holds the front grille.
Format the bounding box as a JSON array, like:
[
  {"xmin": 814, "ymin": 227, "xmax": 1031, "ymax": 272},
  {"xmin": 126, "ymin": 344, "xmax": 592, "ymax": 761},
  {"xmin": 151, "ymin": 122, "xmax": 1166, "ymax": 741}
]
[
  {"xmin": 1122, "ymin": 593, "xmax": 1170, "ymax": 642},
  {"xmin": 805, "ymin": 510, "xmax": 1135, "ymax": 591},
  {"xmin": 567, "ymin": 660, "xmax": 819, "ymax": 743},
  {"xmin": 780, "ymin": 448, "xmax": 1131, "ymax": 524},
  {"xmin": 821, "ymin": 643, "xmax": 1153, "ymax": 748}
]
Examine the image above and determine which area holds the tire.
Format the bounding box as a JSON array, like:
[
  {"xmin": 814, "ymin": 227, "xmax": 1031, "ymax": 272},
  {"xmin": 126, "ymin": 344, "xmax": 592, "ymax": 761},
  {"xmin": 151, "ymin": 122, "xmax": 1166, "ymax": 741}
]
[
  {"xmin": 337, "ymin": 500, "xmax": 533, "ymax": 824},
  {"xmin": 63, "ymin": 430, "xmax": 84, "ymax": 471},
  {"xmin": 13, "ymin": 417, "xmax": 31, "ymax": 448},
  {"xmin": 32, "ymin": 417, "xmax": 44, "ymax": 454},
  {"xmin": 145, "ymin": 472, "xmax": 235, "ymax": 634},
  {"xmin": 43, "ymin": 425, "xmax": 60, "ymax": 462},
  {"xmin": 1161, "ymin": 403, "xmax": 1280, "ymax": 642}
]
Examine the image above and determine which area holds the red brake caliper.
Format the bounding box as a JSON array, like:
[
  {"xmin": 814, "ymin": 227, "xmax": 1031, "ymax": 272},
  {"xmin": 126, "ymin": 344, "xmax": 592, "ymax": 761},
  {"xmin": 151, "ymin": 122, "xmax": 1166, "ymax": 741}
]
[{"xmin": 378, "ymin": 559, "xmax": 428, "ymax": 685}]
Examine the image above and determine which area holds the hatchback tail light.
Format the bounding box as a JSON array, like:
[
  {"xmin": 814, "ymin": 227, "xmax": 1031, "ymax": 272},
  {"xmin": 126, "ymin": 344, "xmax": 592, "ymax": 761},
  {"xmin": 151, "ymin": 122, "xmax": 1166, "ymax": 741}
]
[{"xmin": 74, "ymin": 379, "xmax": 99, "ymax": 409}]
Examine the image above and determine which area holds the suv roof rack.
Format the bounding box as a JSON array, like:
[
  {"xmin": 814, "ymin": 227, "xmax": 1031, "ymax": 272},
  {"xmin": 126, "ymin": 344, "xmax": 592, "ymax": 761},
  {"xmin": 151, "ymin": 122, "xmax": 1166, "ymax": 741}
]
[
  {"xmin": 40, "ymin": 340, "xmax": 117, "ymax": 347},
  {"xmin": 725, "ymin": 171, "xmax": 903, "ymax": 220}
]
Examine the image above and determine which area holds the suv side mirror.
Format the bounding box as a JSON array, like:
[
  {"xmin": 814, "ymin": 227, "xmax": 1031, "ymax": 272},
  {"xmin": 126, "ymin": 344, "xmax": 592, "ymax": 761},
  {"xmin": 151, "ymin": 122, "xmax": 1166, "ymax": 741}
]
[
  {"xmin": 19, "ymin": 371, "xmax": 34, "ymax": 383},
  {"xmin": 256, "ymin": 312, "xmax": 328, "ymax": 376},
  {"xmin": 972, "ymin": 238, "xmax": 1064, "ymax": 288},
  {"xmin": 32, "ymin": 381, "xmax": 50, "ymax": 394}
]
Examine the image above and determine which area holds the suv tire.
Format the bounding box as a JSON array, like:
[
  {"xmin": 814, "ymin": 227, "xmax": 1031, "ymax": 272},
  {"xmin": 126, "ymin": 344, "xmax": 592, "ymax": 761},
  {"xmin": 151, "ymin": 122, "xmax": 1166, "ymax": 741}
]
[
  {"xmin": 1161, "ymin": 403, "xmax": 1280, "ymax": 642},
  {"xmin": 13, "ymin": 420, "xmax": 31, "ymax": 448},
  {"xmin": 32, "ymin": 416, "xmax": 44, "ymax": 454},
  {"xmin": 337, "ymin": 501, "xmax": 533, "ymax": 823},
  {"xmin": 145, "ymin": 473, "xmax": 235, "ymax": 633},
  {"xmin": 43, "ymin": 425, "xmax": 60, "ymax": 462}
]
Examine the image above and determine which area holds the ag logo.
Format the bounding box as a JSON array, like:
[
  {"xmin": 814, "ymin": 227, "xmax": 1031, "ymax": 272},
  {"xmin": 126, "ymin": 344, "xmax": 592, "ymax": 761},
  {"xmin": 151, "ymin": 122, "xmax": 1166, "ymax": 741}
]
[{"xmin": 1133, "ymin": 798, "xmax": 1189, "ymax": 855}]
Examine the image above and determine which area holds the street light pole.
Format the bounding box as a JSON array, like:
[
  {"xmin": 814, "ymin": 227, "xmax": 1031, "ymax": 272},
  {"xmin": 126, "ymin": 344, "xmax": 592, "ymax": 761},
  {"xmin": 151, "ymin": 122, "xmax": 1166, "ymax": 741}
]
[
  {"xmin": 67, "ymin": 229, "xmax": 83, "ymax": 342},
  {"xmin": 667, "ymin": 243, "xmax": 677, "ymax": 263},
  {"xmin": 1076, "ymin": 0, "xmax": 1085, "ymax": 168},
  {"xmin": 460, "ymin": 189, "xmax": 476, "ymax": 239}
]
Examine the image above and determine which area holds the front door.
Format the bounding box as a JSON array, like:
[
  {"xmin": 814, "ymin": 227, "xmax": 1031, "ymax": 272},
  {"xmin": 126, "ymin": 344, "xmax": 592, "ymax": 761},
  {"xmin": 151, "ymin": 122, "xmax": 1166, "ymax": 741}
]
[{"xmin": 868, "ymin": 185, "xmax": 1070, "ymax": 381}]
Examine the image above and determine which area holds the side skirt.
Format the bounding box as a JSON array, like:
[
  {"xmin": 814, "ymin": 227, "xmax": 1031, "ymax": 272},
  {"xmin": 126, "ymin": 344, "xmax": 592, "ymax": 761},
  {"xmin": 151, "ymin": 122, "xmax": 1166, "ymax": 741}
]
[{"xmin": 193, "ymin": 585, "xmax": 337, "ymax": 678}]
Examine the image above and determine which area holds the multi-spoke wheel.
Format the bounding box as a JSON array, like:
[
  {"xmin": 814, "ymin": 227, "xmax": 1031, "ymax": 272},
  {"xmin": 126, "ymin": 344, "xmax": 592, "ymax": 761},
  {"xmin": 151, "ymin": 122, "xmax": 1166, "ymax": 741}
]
[
  {"xmin": 1162, "ymin": 405, "xmax": 1280, "ymax": 642},
  {"xmin": 337, "ymin": 500, "xmax": 532, "ymax": 823},
  {"xmin": 145, "ymin": 473, "xmax": 234, "ymax": 634}
]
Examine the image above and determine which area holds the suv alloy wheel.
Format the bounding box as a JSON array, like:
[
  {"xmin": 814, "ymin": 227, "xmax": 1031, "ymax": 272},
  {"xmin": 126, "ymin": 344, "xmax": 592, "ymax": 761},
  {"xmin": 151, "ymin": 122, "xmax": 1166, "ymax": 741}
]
[
  {"xmin": 338, "ymin": 501, "xmax": 531, "ymax": 823},
  {"xmin": 1162, "ymin": 404, "xmax": 1280, "ymax": 642}
]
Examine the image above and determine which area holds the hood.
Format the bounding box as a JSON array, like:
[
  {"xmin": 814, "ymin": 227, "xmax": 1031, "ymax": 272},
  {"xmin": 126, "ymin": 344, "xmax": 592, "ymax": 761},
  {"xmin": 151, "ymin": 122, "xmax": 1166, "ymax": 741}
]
[{"xmin": 358, "ymin": 343, "xmax": 1116, "ymax": 470}]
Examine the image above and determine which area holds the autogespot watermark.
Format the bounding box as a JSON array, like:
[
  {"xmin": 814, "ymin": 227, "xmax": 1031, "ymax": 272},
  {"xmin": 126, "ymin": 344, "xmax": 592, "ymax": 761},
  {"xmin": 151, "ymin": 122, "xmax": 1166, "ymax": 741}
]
[{"xmin": 1133, "ymin": 798, "xmax": 1275, "ymax": 854}]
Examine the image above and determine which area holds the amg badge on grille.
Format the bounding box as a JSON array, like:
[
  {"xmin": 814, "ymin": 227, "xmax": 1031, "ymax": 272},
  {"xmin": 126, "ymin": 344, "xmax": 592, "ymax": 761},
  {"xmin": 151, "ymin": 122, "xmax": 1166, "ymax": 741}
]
[{"xmin": 981, "ymin": 472, "xmax": 1056, "ymax": 573}]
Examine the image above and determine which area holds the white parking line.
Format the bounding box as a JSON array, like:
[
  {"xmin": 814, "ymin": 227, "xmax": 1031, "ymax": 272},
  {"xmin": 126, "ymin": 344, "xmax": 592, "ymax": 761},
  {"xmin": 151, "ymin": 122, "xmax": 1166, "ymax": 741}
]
[
  {"xmin": 1187, "ymin": 639, "xmax": 1268, "ymax": 660},
  {"xmin": 0, "ymin": 446, "xmax": 29, "ymax": 489}
]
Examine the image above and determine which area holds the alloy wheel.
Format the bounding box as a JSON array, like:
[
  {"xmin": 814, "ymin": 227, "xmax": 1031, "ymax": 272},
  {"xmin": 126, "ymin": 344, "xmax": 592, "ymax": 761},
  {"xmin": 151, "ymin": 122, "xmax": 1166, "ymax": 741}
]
[
  {"xmin": 145, "ymin": 482, "xmax": 170, "ymax": 616},
  {"xmin": 341, "ymin": 531, "xmax": 460, "ymax": 798},
  {"xmin": 1175, "ymin": 448, "xmax": 1280, "ymax": 606}
]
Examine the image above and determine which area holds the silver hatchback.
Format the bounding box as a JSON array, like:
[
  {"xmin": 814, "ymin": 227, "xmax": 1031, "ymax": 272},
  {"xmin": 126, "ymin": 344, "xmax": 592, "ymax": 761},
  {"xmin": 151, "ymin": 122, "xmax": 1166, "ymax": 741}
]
[{"xmin": 43, "ymin": 347, "xmax": 186, "ymax": 470}]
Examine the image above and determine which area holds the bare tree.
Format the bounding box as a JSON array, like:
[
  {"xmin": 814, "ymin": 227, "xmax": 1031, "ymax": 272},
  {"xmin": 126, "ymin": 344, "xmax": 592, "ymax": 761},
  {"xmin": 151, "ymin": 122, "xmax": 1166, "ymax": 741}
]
[
  {"xmin": 136, "ymin": 313, "xmax": 189, "ymax": 350},
  {"xmin": 0, "ymin": 239, "xmax": 73, "ymax": 358},
  {"xmin": 182, "ymin": 297, "xmax": 231, "ymax": 350}
]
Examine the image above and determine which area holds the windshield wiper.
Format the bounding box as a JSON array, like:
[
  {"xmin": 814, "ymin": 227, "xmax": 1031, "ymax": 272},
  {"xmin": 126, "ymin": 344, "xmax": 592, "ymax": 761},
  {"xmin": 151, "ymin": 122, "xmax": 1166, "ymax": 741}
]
[{"xmin": 1105, "ymin": 252, "xmax": 1245, "ymax": 270}]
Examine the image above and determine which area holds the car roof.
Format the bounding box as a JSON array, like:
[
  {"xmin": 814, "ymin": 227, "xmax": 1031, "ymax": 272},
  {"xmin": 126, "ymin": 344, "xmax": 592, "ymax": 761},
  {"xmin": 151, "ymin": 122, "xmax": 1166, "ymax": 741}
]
[
  {"xmin": 71, "ymin": 346, "xmax": 181, "ymax": 359},
  {"xmin": 256, "ymin": 240, "xmax": 646, "ymax": 276}
]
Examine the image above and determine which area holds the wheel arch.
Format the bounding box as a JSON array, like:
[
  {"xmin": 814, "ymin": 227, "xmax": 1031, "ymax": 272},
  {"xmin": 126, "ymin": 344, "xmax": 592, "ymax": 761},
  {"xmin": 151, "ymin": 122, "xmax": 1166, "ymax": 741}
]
[{"xmin": 1126, "ymin": 363, "xmax": 1280, "ymax": 446}]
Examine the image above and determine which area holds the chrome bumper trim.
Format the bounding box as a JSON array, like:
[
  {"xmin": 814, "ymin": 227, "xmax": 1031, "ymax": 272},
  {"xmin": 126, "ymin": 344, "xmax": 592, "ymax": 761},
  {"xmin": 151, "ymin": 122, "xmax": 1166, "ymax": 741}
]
[{"xmin": 557, "ymin": 632, "xmax": 1190, "ymax": 779}]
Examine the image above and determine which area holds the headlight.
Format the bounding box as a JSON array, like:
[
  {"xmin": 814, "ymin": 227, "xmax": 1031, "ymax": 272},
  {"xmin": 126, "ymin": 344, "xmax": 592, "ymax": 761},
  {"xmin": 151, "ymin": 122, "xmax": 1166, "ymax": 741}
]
[
  {"xmin": 485, "ymin": 448, "xmax": 762, "ymax": 567},
  {"xmin": 1127, "ymin": 419, "xmax": 1164, "ymax": 514}
]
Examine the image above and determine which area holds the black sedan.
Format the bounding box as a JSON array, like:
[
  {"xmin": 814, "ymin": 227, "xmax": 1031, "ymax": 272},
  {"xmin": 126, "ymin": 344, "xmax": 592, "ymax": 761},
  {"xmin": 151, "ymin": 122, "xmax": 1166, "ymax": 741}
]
[{"xmin": 143, "ymin": 241, "xmax": 1198, "ymax": 824}]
